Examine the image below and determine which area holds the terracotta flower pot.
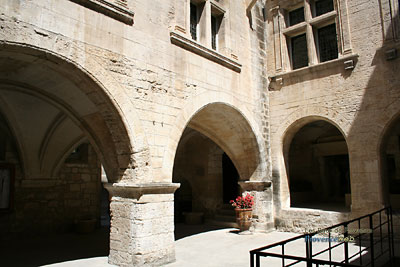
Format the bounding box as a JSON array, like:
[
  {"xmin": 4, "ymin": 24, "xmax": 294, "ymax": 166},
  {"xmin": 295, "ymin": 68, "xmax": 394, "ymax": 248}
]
[{"xmin": 235, "ymin": 208, "xmax": 252, "ymax": 232}]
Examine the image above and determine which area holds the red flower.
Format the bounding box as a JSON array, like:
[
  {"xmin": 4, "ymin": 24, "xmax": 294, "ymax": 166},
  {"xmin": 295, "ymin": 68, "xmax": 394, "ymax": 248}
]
[{"xmin": 230, "ymin": 193, "xmax": 254, "ymax": 209}]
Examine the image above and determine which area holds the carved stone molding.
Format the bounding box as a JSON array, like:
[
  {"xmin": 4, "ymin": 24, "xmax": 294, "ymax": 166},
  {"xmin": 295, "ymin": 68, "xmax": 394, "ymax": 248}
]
[
  {"xmin": 104, "ymin": 182, "xmax": 180, "ymax": 200},
  {"xmin": 69, "ymin": 0, "xmax": 134, "ymax": 25},
  {"xmin": 170, "ymin": 30, "xmax": 242, "ymax": 72},
  {"xmin": 239, "ymin": 181, "xmax": 272, "ymax": 192}
]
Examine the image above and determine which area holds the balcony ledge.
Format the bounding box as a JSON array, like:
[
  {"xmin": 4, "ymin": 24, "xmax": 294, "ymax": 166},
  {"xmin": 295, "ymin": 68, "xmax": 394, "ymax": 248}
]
[
  {"xmin": 69, "ymin": 0, "xmax": 134, "ymax": 25},
  {"xmin": 170, "ymin": 30, "xmax": 242, "ymax": 73},
  {"xmin": 268, "ymin": 53, "xmax": 359, "ymax": 91}
]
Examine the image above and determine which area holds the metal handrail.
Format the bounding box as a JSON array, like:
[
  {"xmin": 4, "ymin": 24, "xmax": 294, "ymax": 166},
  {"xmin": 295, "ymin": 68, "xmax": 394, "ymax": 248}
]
[{"xmin": 250, "ymin": 206, "xmax": 395, "ymax": 267}]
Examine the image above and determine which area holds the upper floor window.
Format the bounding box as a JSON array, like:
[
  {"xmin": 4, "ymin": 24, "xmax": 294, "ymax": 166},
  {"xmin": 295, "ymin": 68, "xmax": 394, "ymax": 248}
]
[
  {"xmin": 170, "ymin": 0, "xmax": 241, "ymax": 72},
  {"xmin": 211, "ymin": 5, "xmax": 223, "ymax": 51},
  {"xmin": 289, "ymin": 7, "xmax": 305, "ymax": 26},
  {"xmin": 211, "ymin": 15, "xmax": 218, "ymax": 49},
  {"xmin": 318, "ymin": 23, "xmax": 338, "ymax": 62},
  {"xmin": 291, "ymin": 33, "xmax": 308, "ymax": 69},
  {"xmin": 314, "ymin": 0, "xmax": 334, "ymax": 16},
  {"xmin": 283, "ymin": 0, "xmax": 338, "ymax": 70},
  {"xmin": 190, "ymin": 3, "xmax": 199, "ymax": 40},
  {"xmin": 188, "ymin": 1, "xmax": 225, "ymax": 51}
]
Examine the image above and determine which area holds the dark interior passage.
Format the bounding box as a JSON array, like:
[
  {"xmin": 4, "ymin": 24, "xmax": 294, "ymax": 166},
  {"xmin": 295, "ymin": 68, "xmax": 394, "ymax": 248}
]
[
  {"xmin": 288, "ymin": 120, "xmax": 351, "ymax": 211},
  {"xmin": 382, "ymin": 118, "xmax": 400, "ymax": 210},
  {"xmin": 222, "ymin": 152, "xmax": 239, "ymax": 204},
  {"xmin": 173, "ymin": 127, "xmax": 240, "ymax": 231}
]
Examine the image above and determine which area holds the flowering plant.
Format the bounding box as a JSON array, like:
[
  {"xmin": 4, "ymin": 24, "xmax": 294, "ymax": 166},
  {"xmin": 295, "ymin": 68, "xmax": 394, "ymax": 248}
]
[{"xmin": 230, "ymin": 193, "xmax": 254, "ymax": 209}]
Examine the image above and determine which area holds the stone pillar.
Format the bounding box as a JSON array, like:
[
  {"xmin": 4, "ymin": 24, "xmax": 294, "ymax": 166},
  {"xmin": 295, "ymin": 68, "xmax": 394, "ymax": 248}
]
[
  {"xmin": 239, "ymin": 181, "xmax": 274, "ymax": 232},
  {"xmin": 104, "ymin": 182, "xmax": 180, "ymax": 267}
]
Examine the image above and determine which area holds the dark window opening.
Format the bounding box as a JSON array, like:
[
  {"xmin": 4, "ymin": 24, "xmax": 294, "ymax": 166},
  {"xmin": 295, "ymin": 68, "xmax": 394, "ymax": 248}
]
[
  {"xmin": 289, "ymin": 7, "xmax": 305, "ymax": 26},
  {"xmin": 318, "ymin": 24, "xmax": 338, "ymax": 62},
  {"xmin": 291, "ymin": 33, "xmax": 308, "ymax": 69},
  {"xmin": 65, "ymin": 143, "xmax": 89, "ymax": 164},
  {"xmin": 211, "ymin": 15, "xmax": 218, "ymax": 50},
  {"xmin": 190, "ymin": 3, "xmax": 198, "ymax": 41},
  {"xmin": 315, "ymin": 0, "xmax": 334, "ymax": 17}
]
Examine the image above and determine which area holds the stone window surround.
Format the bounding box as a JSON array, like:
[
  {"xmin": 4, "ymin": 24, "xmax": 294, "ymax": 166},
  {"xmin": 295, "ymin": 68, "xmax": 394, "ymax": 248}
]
[
  {"xmin": 170, "ymin": 0, "xmax": 241, "ymax": 73},
  {"xmin": 268, "ymin": 53, "xmax": 359, "ymax": 91},
  {"xmin": 68, "ymin": 0, "xmax": 134, "ymax": 25},
  {"xmin": 270, "ymin": 0, "xmax": 354, "ymax": 76},
  {"xmin": 380, "ymin": 0, "xmax": 400, "ymax": 42}
]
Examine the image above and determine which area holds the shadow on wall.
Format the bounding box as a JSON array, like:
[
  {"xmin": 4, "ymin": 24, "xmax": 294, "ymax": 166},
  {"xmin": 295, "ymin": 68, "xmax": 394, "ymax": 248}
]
[{"xmin": 346, "ymin": 3, "xmax": 400, "ymax": 215}]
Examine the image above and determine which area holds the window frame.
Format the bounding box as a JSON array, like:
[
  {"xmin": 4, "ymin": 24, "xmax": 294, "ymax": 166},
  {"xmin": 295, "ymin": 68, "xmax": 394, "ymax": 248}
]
[
  {"xmin": 190, "ymin": 3, "xmax": 199, "ymax": 41},
  {"xmin": 282, "ymin": 0, "xmax": 340, "ymax": 70}
]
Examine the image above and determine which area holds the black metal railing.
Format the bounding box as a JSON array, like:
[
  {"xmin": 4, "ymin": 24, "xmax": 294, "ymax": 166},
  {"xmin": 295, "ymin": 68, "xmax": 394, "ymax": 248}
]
[{"xmin": 250, "ymin": 207, "xmax": 395, "ymax": 267}]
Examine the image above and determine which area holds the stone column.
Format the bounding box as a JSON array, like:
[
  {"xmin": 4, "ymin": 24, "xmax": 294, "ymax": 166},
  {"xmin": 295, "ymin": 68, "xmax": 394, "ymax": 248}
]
[
  {"xmin": 104, "ymin": 182, "xmax": 180, "ymax": 267},
  {"xmin": 239, "ymin": 181, "xmax": 274, "ymax": 232}
]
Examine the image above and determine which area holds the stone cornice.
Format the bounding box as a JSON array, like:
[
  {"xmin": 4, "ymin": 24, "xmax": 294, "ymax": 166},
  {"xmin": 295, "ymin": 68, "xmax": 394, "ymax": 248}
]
[
  {"xmin": 268, "ymin": 53, "xmax": 359, "ymax": 91},
  {"xmin": 68, "ymin": 0, "xmax": 134, "ymax": 25},
  {"xmin": 170, "ymin": 31, "xmax": 242, "ymax": 73},
  {"xmin": 239, "ymin": 181, "xmax": 272, "ymax": 192}
]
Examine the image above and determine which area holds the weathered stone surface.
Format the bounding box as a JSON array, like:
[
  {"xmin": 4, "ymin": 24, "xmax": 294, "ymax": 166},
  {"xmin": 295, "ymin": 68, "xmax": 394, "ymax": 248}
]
[{"xmin": 1, "ymin": 0, "xmax": 399, "ymax": 265}]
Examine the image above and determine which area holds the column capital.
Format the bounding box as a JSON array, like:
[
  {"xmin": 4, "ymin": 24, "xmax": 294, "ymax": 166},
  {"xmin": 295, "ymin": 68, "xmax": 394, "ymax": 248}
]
[
  {"xmin": 104, "ymin": 182, "xmax": 180, "ymax": 199},
  {"xmin": 238, "ymin": 181, "xmax": 272, "ymax": 192}
]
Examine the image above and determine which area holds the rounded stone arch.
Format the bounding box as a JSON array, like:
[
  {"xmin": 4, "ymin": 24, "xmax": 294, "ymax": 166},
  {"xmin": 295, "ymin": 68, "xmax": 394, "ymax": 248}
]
[
  {"xmin": 377, "ymin": 104, "xmax": 400, "ymax": 207},
  {"xmin": 273, "ymin": 106, "xmax": 351, "ymax": 209},
  {"xmin": 377, "ymin": 97, "xmax": 400, "ymax": 153},
  {"xmin": 0, "ymin": 42, "xmax": 148, "ymax": 182},
  {"xmin": 163, "ymin": 91, "xmax": 266, "ymax": 183}
]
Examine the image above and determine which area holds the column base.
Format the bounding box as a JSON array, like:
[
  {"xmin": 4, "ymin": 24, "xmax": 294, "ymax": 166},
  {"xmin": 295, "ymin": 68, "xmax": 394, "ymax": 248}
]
[{"xmin": 105, "ymin": 182, "xmax": 180, "ymax": 266}]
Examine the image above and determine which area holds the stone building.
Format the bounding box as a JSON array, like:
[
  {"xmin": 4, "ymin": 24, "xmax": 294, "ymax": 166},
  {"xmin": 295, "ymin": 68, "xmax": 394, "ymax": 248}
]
[{"xmin": 0, "ymin": 0, "xmax": 399, "ymax": 266}]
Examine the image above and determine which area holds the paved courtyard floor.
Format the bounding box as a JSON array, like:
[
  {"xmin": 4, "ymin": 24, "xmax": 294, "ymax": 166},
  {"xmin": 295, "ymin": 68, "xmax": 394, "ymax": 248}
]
[{"xmin": 1, "ymin": 224, "xmax": 398, "ymax": 266}]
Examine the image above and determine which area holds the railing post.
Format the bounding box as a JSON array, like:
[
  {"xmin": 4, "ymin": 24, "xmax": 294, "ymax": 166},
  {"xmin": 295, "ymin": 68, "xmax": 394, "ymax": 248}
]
[
  {"xmin": 282, "ymin": 244, "xmax": 285, "ymax": 267},
  {"xmin": 344, "ymin": 223, "xmax": 349, "ymax": 263},
  {"xmin": 358, "ymin": 219, "xmax": 363, "ymax": 266},
  {"xmin": 256, "ymin": 254, "xmax": 260, "ymax": 267},
  {"xmin": 306, "ymin": 234, "xmax": 312, "ymax": 267},
  {"xmin": 387, "ymin": 206, "xmax": 394, "ymax": 265},
  {"xmin": 250, "ymin": 251, "xmax": 254, "ymax": 267},
  {"xmin": 328, "ymin": 231, "xmax": 332, "ymax": 264},
  {"xmin": 390, "ymin": 207, "xmax": 394, "ymax": 262},
  {"xmin": 369, "ymin": 214, "xmax": 375, "ymax": 267}
]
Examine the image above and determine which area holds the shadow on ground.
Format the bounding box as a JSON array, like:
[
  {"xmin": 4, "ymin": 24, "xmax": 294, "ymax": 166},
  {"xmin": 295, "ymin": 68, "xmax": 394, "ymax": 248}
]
[{"xmin": 0, "ymin": 227, "xmax": 109, "ymax": 267}]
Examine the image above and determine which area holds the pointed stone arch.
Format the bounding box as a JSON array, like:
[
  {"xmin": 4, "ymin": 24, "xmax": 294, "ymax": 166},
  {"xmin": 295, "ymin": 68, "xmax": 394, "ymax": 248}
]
[
  {"xmin": 163, "ymin": 91, "xmax": 266, "ymax": 183},
  {"xmin": 0, "ymin": 42, "xmax": 148, "ymax": 182},
  {"xmin": 272, "ymin": 106, "xmax": 351, "ymax": 209}
]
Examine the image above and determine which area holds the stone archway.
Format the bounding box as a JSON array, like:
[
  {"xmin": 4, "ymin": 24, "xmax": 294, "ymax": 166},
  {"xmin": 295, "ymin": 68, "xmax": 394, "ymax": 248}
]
[
  {"xmin": 272, "ymin": 107, "xmax": 351, "ymax": 210},
  {"xmin": 379, "ymin": 112, "xmax": 400, "ymax": 210},
  {"xmin": 163, "ymin": 91, "xmax": 267, "ymax": 183},
  {"xmin": 0, "ymin": 43, "xmax": 139, "ymax": 183},
  {"xmin": 0, "ymin": 43, "xmax": 178, "ymax": 266},
  {"xmin": 285, "ymin": 120, "xmax": 351, "ymax": 211},
  {"xmin": 170, "ymin": 101, "xmax": 273, "ymax": 232}
]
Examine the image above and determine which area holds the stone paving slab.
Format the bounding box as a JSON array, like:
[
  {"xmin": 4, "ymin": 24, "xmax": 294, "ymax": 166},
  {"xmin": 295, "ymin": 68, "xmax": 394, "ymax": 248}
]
[
  {"xmin": 166, "ymin": 229, "xmax": 298, "ymax": 267},
  {"xmin": 5, "ymin": 227, "xmax": 397, "ymax": 267}
]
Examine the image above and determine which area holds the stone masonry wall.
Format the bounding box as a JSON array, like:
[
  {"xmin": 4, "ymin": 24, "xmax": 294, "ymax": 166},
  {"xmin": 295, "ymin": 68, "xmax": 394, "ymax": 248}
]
[
  {"xmin": 0, "ymin": 143, "xmax": 101, "ymax": 237},
  {"xmin": 266, "ymin": 0, "xmax": 400, "ymax": 233},
  {"xmin": 0, "ymin": 0, "xmax": 268, "ymax": 184}
]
